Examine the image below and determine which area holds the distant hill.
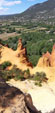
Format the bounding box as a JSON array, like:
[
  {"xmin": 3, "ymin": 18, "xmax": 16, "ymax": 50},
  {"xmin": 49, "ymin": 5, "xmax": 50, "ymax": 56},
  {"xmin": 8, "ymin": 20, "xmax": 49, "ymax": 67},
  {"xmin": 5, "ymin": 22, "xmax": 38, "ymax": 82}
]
[
  {"xmin": 18, "ymin": 0, "xmax": 55, "ymax": 23},
  {"xmin": 0, "ymin": 0, "xmax": 55, "ymax": 24}
]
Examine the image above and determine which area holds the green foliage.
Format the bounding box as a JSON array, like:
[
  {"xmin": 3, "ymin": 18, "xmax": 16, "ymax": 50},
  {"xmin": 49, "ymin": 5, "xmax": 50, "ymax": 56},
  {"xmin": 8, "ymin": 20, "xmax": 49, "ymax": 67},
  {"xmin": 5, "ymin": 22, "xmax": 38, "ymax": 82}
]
[
  {"xmin": 0, "ymin": 65, "xmax": 22, "ymax": 81},
  {"xmin": 0, "ymin": 64, "xmax": 31, "ymax": 81},
  {"xmin": 23, "ymin": 69, "xmax": 31, "ymax": 78},
  {"xmin": 1, "ymin": 22, "xmax": 55, "ymax": 66},
  {"xmin": 0, "ymin": 63, "xmax": 48, "ymax": 86},
  {"xmin": 29, "ymin": 55, "xmax": 40, "ymax": 66},
  {"xmin": 11, "ymin": 22, "xmax": 21, "ymax": 26},
  {"xmin": 33, "ymin": 72, "xmax": 47, "ymax": 86},
  {"xmin": 35, "ymin": 82, "xmax": 42, "ymax": 87},
  {"xmin": 0, "ymin": 29, "xmax": 4, "ymax": 34},
  {"xmin": 1, "ymin": 36, "xmax": 19, "ymax": 50},
  {"xmin": 16, "ymin": 29, "xmax": 21, "ymax": 33},
  {"xmin": 1, "ymin": 61, "xmax": 12, "ymax": 70},
  {"xmin": 7, "ymin": 27, "xmax": 16, "ymax": 33}
]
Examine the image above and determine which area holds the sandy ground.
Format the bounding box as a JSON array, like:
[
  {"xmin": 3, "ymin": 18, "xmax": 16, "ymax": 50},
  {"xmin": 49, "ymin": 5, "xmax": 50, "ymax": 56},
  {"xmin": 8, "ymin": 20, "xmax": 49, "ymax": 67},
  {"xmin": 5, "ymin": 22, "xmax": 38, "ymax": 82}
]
[
  {"xmin": 7, "ymin": 79, "xmax": 55, "ymax": 113},
  {"xmin": 0, "ymin": 46, "xmax": 31, "ymax": 71}
]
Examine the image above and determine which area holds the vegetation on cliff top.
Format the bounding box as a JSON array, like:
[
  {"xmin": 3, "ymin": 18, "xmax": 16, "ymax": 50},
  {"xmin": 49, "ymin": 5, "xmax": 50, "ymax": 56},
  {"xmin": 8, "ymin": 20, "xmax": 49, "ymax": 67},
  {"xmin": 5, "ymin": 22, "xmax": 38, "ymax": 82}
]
[{"xmin": 0, "ymin": 62, "xmax": 47, "ymax": 86}]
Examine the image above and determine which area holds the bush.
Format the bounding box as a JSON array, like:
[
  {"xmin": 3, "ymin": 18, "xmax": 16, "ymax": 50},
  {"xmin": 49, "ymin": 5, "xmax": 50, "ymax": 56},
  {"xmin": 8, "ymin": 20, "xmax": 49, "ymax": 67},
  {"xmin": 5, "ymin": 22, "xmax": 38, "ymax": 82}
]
[
  {"xmin": 33, "ymin": 72, "xmax": 48, "ymax": 86},
  {"xmin": 1, "ymin": 61, "xmax": 12, "ymax": 70},
  {"xmin": 23, "ymin": 69, "xmax": 31, "ymax": 79},
  {"xmin": 7, "ymin": 27, "xmax": 16, "ymax": 33},
  {"xmin": 0, "ymin": 64, "xmax": 24, "ymax": 81},
  {"xmin": 0, "ymin": 63, "xmax": 32, "ymax": 81},
  {"xmin": 34, "ymin": 72, "xmax": 47, "ymax": 82},
  {"xmin": 16, "ymin": 30, "xmax": 21, "ymax": 34}
]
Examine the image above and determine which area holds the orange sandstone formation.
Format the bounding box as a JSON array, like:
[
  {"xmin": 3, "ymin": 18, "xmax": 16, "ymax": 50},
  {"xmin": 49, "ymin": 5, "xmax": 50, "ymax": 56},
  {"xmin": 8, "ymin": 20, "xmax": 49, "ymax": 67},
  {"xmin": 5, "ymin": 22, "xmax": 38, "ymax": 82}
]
[
  {"xmin": 0, "ymin": 38, "xmax": 33, "ymax": 70},
  {"xmin": 51, "ymin": 44, "xmax": 55, "ymax": 66},
  {"xmin": 16, "ymin": 38, "xmax": 33, "ymax": 67},
  {"xmin": 37, "ymin": 44, "xmax": 55, "ymax": 67}
]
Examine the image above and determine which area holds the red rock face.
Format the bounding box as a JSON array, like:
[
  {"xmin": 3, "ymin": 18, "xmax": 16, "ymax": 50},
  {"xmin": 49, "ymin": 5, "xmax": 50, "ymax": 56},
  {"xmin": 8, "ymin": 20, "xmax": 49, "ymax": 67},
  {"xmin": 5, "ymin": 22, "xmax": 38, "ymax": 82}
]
[
  {"xmin": 43, "ymin": 51, "xmax": 51, "ymax": 67},
  {"xmin": 52, "ymin": 44, "xmax": 55, "ymax": 52},
  {"xmin": 17, "ymin": 38, "xmax": 33, "ymax": 68},
  {"xmin": 37, "ymin": 44, "xmax": 55, "ymax": 67},
  {"xmin": 17, "ymin": 38, "xmax": 23, "ymax": 50},
  {"xmin": 51, "ymin": 44, "xmax": 55, "ymax": 66}
]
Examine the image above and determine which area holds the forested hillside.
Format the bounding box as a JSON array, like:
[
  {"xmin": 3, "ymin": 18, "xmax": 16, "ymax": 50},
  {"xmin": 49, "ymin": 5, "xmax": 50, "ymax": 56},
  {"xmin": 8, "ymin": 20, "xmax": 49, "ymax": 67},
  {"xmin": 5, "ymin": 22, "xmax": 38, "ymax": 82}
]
[{"xmin": 0, "ymin": 0, "xmax": 55, "ymax": 24}]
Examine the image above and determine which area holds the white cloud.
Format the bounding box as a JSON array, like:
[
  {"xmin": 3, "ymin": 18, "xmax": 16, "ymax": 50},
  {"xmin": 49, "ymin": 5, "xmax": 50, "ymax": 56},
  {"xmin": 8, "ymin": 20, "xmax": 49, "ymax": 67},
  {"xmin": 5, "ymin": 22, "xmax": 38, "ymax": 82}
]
[
  {"xmin": 4, "ymin": 0, "xmax": 22, "ymax": 6},
  {"xmin": 0, "ymin": 0, "xmax": 22, "ymax": 15},
  {"xmin": 0, "ymin": 0, "xmax": 22, "ymax": 7},
  {"xmin": 0, "ymin": 7, "xmax": 8, "ymax": 10},
  {"xmin": 0, "ymin": 7, "xmax": 9, "ymax": 15}
]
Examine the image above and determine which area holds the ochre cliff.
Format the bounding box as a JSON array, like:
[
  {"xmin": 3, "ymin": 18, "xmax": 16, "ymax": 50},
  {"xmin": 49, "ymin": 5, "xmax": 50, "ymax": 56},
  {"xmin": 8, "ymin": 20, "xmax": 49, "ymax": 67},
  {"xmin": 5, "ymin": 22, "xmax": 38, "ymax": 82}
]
[
  {"xmin": 16, "ymin": 38, "xmax": 33, "ymax": 67},
  {"xmin": 0, "ymin": 38, "xmax": 33, "ymax": 71},
  {"xmin": 51, "ymin": 44, "xmax": 55, "ymax": 66},
  {"xmin": 37, "ymin": 44, "xmax": 55, "ymax": 67},
  {"xmin": 1, "ymin": 40, "xmax": 55, "ymax": 82}
]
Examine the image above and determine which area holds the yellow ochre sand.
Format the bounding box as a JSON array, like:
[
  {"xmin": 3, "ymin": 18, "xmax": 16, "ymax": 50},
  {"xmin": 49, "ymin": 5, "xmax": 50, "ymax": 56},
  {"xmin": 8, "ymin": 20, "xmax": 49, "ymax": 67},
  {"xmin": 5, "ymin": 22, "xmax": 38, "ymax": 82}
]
[
  {"xmin": 0, "ymin": 45, "xmax": 55, "ymax": 82},
  {"xmin": 0, "ymin": 46, "xmax": 32, "ymax": 71}
]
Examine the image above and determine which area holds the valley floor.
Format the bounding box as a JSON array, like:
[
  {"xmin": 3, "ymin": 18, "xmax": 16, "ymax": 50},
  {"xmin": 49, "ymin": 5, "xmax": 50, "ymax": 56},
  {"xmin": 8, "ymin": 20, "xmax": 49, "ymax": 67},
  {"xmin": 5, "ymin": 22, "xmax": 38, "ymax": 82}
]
[{"xmin": 7, "ymin": 79, "xmax": 55, "ymax": 113}]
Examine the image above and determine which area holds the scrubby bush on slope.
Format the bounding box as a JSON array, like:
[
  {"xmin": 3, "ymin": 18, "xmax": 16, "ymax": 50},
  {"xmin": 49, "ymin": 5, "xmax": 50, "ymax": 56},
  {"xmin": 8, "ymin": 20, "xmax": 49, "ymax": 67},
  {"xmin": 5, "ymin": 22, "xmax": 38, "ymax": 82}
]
[
  {"xmin": 33, "ymin": 72, "xmax": 48, "ymax": 86},
  {"xmin": 1, "ymin": 61, "xmax": 12, "ymax": 70}
]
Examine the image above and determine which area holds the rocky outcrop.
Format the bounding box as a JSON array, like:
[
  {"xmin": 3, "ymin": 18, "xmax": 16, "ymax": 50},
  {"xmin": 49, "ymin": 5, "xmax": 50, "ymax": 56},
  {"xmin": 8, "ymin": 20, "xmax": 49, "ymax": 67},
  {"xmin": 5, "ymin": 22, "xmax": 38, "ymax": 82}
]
[
  {"xmin": 49, "ymin": 109, "xmax": 55, "ymax": 113},
  {"xmin": 51, "ymin": 44, "xmax": 55, "ymax": 66},
  {"xmin": 37, "ymin": 44, "xmax": 55, "ymax": 67},
  {"xmin": 0, "ymin": 38, "xmax": 33, "ymax": 71},
  {"xmin": 0, "ymin": 74, "xmax": 41, "ymax": 113},
  {"xmin": 16, "ymin": 38, "xmax": 33, "ymax": 67},
  {"xmin": 37, "ymin": 51, "xmax": 51, "ymax": 67}
]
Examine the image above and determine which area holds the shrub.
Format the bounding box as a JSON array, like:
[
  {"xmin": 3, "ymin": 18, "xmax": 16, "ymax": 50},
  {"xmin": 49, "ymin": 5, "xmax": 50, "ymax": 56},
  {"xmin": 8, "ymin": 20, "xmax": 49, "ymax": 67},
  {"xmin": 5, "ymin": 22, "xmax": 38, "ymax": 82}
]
[
  {"xmin": 34, "ymin": 72, "xmax": 47, "ymax": 82},
  {"xmin": 33, "ymin": 72, "xmax": 48, "ymax": 86},
  {"xmin": 35, "ymin": 82, "xmax": 42, "ymax": 87},
  {"xmin": 0, "ymin": 64, "xmax": 24, "ymax": 81},
  {"xmin": 16, "ymin": 30, "xmax": 21, "ymax": 33},
  {"xmin": 7, "ymin": 27, "xmax": 16, "ymax": 33},
  {"xmin": 0, "ymin": 63, "xmax": 31, "ymax": 81},
  {"xmin": 23, "ymin": 69, "xmax": 31, "ymax": 79},
  {"xmin": 1, "ymin": 61, "xmax": 12, "ymax": 70}
]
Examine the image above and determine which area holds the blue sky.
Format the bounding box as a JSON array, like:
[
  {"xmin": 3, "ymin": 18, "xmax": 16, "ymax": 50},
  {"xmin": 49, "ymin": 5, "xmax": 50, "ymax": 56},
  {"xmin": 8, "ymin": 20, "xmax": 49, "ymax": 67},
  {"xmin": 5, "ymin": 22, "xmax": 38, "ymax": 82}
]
[{"xmin": 0, "ymin": 0, "xmax": 48, "ymax": 15}]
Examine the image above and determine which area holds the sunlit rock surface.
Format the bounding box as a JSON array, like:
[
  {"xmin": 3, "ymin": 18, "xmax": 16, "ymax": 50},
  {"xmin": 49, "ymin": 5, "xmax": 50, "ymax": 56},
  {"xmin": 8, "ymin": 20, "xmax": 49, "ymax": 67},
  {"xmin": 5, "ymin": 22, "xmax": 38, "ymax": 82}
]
[
  {"xmin": 0, "ymin": 38, "xmax": 33, "ymax": 71},
  {"xmin": 37, "ymin": 44, "xmax": 55, "ymax": 67}
]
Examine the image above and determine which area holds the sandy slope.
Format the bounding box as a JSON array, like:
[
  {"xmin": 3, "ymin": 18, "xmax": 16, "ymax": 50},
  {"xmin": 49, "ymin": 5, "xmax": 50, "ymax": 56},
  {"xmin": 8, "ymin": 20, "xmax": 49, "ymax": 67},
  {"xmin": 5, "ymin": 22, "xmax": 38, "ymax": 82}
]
[
  {"xmin": 0, "ymin": 46, "xmax": 31, "ymax": 71},
  {"xmin": 1, "ymin": 46, "xmax": 55, "ymax": 82},
  {"xmin": 7, "ymin": 79, "xmax": 55, "ymax": 113}
]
